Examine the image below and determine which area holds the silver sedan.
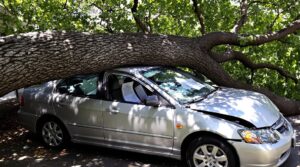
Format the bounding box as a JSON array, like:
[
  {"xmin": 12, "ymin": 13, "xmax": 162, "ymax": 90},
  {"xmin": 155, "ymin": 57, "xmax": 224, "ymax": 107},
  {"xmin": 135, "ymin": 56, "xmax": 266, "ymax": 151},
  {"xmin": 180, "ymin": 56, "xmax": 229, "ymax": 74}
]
[{"xmin": 18, "ymin": 66, "xmax": 295, "ymax": 167}]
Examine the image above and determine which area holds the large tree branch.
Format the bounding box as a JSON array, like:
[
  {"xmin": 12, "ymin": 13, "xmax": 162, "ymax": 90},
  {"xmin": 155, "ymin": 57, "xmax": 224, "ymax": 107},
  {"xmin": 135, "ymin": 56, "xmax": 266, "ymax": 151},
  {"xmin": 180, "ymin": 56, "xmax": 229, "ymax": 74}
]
[
  {"xmin": 0, "ymin": 31, "xmax": 300, "ymax": 116},
  {"xmin": 131, "ymin": 0, "xmax": 150, "ymax": 33},
  {"xmin": 231, "ymin": 0, "xmax": 248, "ymax": 34},
  {"xmin": 0, "ymin": 31, "xmax": 220, "ymax": 95},
  {"xmin": 199, "ymin": 19, "xmax": 300, "ymax": 50},
  {"xmin": 191, "ymin": 0, "xmax": 206, "ymax": 35},
  {"xmin": 210, "ymin": 50, "xmax": 298, "ymax": 83}
]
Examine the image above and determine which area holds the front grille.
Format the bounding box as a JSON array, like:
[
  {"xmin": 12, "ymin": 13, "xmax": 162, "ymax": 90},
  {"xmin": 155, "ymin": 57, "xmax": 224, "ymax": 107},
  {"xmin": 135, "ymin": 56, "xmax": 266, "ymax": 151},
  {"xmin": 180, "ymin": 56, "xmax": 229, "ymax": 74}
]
[{"xmin": 272, "ymin": 116, "xmax": 288, "ymax": 134}]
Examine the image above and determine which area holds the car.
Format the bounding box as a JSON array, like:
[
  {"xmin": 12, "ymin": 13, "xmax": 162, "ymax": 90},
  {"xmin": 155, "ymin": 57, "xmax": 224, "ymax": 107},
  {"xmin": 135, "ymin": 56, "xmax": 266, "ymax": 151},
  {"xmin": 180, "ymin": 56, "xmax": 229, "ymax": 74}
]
[{"xmin": 18, "ymin": 66, "xmax": 295, "ymax": 167}]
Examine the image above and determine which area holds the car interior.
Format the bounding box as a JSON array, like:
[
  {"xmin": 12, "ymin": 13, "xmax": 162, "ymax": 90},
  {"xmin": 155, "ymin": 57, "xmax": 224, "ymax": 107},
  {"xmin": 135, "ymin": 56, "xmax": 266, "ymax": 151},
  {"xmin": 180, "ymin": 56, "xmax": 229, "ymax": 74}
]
[{"xmin": 106, "ymin": 74, "xmax": 155, "ymax": 104}]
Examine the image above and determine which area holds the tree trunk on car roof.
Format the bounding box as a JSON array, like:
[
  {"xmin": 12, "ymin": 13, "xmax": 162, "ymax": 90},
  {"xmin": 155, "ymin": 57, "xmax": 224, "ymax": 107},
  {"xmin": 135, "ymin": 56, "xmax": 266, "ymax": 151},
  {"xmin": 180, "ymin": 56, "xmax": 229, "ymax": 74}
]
[{"xmin": 0, "ymin": 31, "xmax": 300, "ymax": 116}]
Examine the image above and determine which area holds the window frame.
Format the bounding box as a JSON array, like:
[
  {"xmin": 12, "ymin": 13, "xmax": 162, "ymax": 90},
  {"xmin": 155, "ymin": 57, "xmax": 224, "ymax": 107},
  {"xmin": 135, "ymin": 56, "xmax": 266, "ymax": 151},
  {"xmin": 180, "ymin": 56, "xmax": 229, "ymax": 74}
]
[
  {"xmin": 55, "ymin": 73, "xmax": 103, "ymax": 99},
  {"xmin": 102, "ymin": 70, "xmax": 174, "ymax": 108}
]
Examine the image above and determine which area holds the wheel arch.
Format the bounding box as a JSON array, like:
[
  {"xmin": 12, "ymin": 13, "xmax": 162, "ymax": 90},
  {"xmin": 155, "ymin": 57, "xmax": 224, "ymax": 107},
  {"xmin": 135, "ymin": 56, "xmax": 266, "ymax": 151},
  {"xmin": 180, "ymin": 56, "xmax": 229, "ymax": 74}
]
[
  {"xmin": 180, "ymin": 131, "xmax": 240, "ymax": 166},
  {"xmin": 36, "ymin": 114, "xmax": 71, "ymax": 139}
]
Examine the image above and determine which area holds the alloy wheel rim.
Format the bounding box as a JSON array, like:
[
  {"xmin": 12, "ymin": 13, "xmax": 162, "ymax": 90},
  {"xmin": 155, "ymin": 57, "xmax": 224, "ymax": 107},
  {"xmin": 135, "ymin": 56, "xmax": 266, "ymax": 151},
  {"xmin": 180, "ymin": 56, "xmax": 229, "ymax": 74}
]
[
  {"xmin": 42, "ymin": 121, "xmax": 63, "ymax": 146},
  {"xmin": 193, "ymin": 144, "xmax": 228, "ymax": 167}
]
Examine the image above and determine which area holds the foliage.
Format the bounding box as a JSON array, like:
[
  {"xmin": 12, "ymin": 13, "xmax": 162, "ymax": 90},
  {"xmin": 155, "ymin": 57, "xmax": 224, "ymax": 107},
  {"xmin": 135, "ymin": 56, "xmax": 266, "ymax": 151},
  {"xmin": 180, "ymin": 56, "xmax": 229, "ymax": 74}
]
[{"xmin": 0, "ymin": 0, "xmax": 299, "ymax": 100}]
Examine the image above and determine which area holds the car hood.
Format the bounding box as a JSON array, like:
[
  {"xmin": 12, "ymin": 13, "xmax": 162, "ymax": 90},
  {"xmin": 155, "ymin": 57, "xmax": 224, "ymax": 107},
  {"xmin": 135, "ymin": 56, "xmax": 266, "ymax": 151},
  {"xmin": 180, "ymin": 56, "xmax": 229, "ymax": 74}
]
[{"xmin": 189, "ymin": 88, "xmax": 280, "ymax": 128}]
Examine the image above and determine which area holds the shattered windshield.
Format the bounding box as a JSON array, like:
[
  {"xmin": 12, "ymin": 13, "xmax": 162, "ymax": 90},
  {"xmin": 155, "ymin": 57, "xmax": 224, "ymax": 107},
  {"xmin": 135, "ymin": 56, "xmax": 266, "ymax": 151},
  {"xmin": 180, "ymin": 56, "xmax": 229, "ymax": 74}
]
[{"xmin": 141, "ymin": 68, "xmax": 216, "ymax": 104}]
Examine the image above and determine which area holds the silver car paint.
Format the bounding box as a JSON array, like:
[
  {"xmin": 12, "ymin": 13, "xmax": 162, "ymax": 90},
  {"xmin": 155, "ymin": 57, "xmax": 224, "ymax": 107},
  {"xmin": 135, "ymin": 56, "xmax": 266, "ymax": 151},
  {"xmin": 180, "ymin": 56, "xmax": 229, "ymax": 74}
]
[
  {"xmin": 230, "ymin": 118, "xmax": 294, "ymax": 167},
  {"xmin": 53, "ymin": 92, "xmax": 104, "ymax": 140},
  {"xmin": 18, "ymin": 66, "xmax": 294, "ymax": 167},
  {"xmin": 18, "ymin": 81, "xmax": 56, "ymax": 132},
  {"xmin": 189, "ymin": 87, "xmax": 280, "ymax": 128}
]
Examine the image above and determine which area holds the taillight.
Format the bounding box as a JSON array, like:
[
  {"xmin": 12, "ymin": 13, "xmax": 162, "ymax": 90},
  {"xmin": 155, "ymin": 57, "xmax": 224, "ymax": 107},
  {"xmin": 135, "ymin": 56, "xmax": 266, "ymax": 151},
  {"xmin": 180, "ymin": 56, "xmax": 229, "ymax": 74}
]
[{"xmin": 19, "ymin": 95, "xmax": 24, "ymax": 106}]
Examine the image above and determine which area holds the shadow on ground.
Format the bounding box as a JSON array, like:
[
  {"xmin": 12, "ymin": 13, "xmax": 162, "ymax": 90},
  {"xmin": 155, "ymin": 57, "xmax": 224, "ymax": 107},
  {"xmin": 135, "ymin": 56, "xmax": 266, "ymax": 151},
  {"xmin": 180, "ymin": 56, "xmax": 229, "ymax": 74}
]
[{"xmin": 0, "ymin": 100, "xmax": 299, "ymax": 167}]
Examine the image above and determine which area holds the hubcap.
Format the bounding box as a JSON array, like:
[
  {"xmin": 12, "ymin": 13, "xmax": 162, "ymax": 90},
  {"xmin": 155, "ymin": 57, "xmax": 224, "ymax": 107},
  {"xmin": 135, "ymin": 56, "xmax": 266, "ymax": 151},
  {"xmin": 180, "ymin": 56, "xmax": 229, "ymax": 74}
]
[
  {"xmin": 193, "ymin": 144, "xmax": 228, "ymax": 167},
  {"xmin": 42, "ymin": 121, "xmax": 63, "ymax": 146}
]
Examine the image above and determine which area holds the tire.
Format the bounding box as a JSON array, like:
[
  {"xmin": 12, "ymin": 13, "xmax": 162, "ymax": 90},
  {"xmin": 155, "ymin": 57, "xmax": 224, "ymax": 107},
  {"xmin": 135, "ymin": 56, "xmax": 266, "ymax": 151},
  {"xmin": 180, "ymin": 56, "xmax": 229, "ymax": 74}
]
[
  {"xmin": 185, "ymin": 136, "xmax": 238, "ymax": 167},
  {"xmin": 38, "ymin": 118, "xmax": 69, "ymax": 148}
]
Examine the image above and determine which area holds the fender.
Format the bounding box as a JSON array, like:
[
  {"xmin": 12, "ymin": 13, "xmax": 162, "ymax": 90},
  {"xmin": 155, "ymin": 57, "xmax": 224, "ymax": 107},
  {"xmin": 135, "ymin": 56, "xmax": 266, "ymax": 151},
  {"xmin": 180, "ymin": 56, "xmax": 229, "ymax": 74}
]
[{"xmin": 191, "ymin": 109, "xmax": 256, "ymax": 128}]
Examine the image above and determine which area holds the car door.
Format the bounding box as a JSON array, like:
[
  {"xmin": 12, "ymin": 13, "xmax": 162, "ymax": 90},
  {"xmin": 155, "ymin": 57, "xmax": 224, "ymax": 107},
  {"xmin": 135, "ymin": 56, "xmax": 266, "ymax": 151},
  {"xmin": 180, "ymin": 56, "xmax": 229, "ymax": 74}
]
[
  {"xmin": 52, "ymin": 74, "xmax": 104, "ymax": 141},
  {"xmin": 101, "ymin": 72, "xmax": 175, "ymax": 154}
]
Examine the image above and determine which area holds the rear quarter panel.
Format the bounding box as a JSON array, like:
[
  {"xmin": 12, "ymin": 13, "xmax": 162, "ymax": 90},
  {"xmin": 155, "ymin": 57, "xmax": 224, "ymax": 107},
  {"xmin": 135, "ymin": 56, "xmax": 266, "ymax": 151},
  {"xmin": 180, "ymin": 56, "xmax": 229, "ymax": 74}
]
[{"xmin": 22, "ymin": 81, "xmax": 57, "ymax": 117}]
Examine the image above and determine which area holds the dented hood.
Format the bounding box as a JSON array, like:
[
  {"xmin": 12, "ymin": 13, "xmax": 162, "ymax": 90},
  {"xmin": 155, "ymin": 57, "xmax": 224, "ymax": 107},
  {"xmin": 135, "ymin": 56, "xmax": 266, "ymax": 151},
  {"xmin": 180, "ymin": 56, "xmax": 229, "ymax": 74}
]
[{"xmin": 189, "ymin": 88, "xmax": 280, "ymax": 128}]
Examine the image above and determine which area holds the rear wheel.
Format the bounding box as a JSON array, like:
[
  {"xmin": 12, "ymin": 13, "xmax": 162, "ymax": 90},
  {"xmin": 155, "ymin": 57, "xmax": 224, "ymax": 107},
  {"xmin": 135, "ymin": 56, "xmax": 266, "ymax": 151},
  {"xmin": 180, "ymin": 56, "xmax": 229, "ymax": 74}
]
[
  {"xmin": 39, "ymin": 119, "xmax": 69, "ymax": 148},
  {"xmin": 185, "ymin": 136, "xmax": 238, "ymax": 167}
]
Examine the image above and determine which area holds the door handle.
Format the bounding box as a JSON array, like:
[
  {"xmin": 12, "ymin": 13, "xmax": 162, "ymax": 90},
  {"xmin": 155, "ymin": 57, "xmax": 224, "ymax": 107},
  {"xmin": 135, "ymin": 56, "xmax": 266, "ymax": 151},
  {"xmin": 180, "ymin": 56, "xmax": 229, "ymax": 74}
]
[
  {"xmin": 109, "ymin": 106, "xmax": 119, "ymax": 114},
  {"xmin": 57, "ymin": 102, "xmax": 66, "ymax": 107}
]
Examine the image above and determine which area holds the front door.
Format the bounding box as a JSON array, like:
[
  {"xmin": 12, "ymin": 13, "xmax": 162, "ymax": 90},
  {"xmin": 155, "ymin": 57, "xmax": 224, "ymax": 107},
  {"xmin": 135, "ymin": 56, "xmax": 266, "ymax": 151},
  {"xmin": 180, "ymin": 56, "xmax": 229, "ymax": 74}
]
[
  {"xmin": 52, "ymin": 74, "xmax": 104, "ymax": 141},
  {"xmin": 102, "ymin": 72, "xmax": 175, "ymax": 154}
]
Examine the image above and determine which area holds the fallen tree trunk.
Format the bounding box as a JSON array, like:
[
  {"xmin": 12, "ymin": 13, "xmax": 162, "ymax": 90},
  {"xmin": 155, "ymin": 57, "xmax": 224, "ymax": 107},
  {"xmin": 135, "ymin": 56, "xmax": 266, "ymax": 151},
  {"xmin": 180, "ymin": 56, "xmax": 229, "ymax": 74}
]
[{"xmin": 0, "ymin": 31, "xmax": 299, "ymax": 115}]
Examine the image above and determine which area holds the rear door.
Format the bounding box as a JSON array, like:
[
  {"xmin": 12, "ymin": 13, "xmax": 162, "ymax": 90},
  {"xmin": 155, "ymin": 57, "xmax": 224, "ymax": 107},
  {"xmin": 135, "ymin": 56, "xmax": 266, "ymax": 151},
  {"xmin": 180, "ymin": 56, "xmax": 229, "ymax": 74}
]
[{"xmin": 52, "ymin": 74, "xmax": 104, "ymax": 141}]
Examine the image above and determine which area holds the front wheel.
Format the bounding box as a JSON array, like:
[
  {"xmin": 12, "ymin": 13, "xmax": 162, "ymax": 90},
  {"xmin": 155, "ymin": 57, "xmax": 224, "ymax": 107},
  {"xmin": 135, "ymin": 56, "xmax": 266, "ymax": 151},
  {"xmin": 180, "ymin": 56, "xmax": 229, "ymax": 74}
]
[
  {"xmin": 39, "ymin": 119, "xmax": 69, "ymax": 148},
  {"xmin": 185, "ymin": 136, "xmax": 238, "ymax": 167}
]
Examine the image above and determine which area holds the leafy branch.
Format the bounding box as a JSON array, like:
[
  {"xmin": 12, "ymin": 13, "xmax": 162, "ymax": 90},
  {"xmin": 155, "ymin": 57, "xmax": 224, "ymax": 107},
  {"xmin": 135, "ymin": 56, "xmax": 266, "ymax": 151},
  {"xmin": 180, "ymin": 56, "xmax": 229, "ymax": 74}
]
[
  {"xmin": 210, "ymin": 50, "xmax": 298, "ymax": 83},
  {"xmin": 191, "ymin": 0, "xmax": 206, "ymax": 35},
  {"xmin": 199, "ymin": 19, "xmax": 300, "ymax": 50},
  {"xmin": 231, "ymin": 0, "xmax": 248, "ymax": 34},
  {"xmin": 131, "ymin": 0, "xmax": 150, "ymax": 33}
]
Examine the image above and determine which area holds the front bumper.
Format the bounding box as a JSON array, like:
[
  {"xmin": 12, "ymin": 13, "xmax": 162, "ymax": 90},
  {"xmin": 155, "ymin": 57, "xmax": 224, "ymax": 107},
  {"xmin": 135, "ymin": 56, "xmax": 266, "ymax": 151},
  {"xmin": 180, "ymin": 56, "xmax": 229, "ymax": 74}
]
[{"xmin": 230, "ymin": 120, "xmax": 294, "ymax": 167}]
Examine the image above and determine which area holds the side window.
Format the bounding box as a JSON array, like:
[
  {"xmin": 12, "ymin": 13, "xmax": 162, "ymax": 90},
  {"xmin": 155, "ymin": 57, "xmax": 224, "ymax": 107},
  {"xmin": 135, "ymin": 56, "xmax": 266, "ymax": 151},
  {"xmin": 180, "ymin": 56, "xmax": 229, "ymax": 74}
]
[
  {"xmin": 57, "ymin": 75, "xmax": 98, "ymax": 98},
  {"xmin": 105, "ymin": 73, "xmax": 170, "ymax": 107}
]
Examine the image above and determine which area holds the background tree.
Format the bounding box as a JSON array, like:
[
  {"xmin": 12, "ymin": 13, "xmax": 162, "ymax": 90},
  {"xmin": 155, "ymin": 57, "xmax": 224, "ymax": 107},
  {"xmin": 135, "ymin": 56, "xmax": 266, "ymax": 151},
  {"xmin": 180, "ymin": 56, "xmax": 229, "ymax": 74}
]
[{"xmin": 0, "ymin": 0, "xmax": 299, "ymax": 115}]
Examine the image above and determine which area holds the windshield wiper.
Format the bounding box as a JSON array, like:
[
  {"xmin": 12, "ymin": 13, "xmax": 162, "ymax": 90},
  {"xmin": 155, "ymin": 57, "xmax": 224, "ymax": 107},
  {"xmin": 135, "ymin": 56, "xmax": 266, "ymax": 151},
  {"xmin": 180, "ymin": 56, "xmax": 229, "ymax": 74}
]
[
  {"xmin": 185, "ymin": 87, "xmax": 220, "ymax": 106},
  {"xmin": 185, "ymin": 96, "xmax": 204, "ymax": 105},
  {"xmin": 208, "ymin": 87, "xmax": 219, "ymax": 95}
]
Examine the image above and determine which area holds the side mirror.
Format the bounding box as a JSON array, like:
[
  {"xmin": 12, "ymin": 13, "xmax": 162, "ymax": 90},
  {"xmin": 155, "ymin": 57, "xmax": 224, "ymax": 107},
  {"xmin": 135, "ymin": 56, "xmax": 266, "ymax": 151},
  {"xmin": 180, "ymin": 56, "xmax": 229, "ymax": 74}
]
[{"xmin": 145, "ymin": 95, "xmax": 160, "ymax": 107}]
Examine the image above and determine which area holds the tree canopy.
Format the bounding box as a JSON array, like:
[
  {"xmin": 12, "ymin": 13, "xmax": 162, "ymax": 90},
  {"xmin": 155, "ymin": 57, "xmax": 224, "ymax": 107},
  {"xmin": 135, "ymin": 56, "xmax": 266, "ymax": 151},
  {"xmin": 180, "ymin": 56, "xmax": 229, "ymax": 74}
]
[{"xmin": 0, "ymin": 0, "xmax": 300, "ymax": 114}]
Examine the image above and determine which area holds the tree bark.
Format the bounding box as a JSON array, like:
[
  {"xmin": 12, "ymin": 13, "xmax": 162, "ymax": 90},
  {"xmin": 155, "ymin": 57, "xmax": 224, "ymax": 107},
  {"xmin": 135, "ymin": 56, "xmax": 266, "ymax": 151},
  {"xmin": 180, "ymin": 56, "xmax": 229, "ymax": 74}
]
[{"xmin": 0, "ymin": 31, "xmax": 299, "ymax": 116}]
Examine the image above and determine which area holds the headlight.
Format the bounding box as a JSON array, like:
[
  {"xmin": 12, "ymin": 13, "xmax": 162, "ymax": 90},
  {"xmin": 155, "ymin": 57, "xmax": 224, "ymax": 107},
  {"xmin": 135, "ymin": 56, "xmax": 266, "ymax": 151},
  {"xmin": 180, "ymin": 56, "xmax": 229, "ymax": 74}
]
[{"xmin": 238, "ymin": 129, "xmax": 280, "ymax": 144}]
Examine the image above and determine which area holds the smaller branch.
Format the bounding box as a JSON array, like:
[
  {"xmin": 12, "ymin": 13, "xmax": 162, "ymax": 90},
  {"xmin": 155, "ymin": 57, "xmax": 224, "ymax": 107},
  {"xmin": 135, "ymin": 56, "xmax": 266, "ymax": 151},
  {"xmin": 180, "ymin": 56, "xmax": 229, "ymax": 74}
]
[
  {"xmin": 231, "ymin": 0, "xmax": 248, "ymax": 34},
  {"xmin": 267, "ymin": 3, "xmax": 294, "ymax": 32},
  {"xmin": 250, "ymin": 69, "xmax": 254, "ymax": 84},
  {"xmin": 131, "ymin": 0, "xmax": 150, "ymax": 33},
  {"xmin": 63, "ymin": 0, "xmax": 68, "ymax": 9},
  {"xmin": 91, "ymin": 3, "xmax": 103, "ymax": 12},
  {"xmin": 199, "ymin": 19, "xmax": 300, "ymax": 50},
  {"xmin": 248, "ymin": 0, "xmax": 264, "ymax": 6},
  {"xmin": 191, "ymin": 0, "xmax": 206, "ymax": 35},
  {"xmin": 104, "ymin": 24, "xmax": 114, "ymax": 33},
  {"xmin": 0, "ymin": 0, "xmax": 14, "ymax": 15},
  {"xmin": 91, "ymin": 3, "xmax": 114, "ymax": 33},
  {"xmin": 210, "ymin": 50, "xmax": 298, "ymax": 83},
  {"xmin": 146, "ymin": 9, "xmax": 152, "ymax": 33},
  {"xmin": 267, "ymin": 8, "xmax": 280, "ymax": 32}
]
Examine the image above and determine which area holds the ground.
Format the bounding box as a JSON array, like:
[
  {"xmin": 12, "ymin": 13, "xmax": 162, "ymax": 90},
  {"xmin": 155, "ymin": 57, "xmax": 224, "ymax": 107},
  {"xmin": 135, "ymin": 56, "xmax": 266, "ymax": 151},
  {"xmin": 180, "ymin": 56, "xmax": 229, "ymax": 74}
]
[{"xmin": 0, "ymin": 97, "xmax": 299, "ymax": 167}]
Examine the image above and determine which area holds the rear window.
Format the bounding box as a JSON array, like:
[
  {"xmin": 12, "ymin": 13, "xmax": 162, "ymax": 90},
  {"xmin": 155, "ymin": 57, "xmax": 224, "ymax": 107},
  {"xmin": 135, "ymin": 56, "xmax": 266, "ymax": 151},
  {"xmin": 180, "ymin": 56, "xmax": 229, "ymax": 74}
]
[{"xmin": 57, "ymin": 74, "xmax": 98, "ymax": 98}]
